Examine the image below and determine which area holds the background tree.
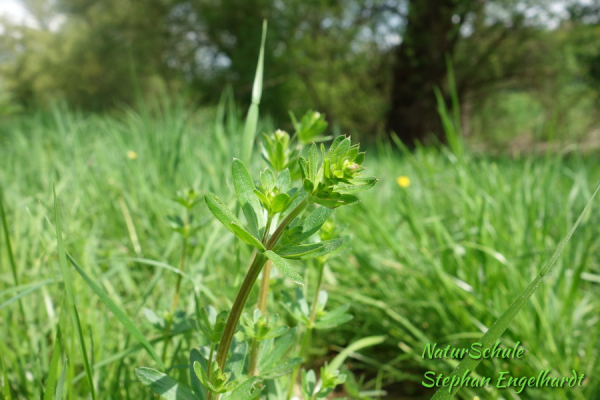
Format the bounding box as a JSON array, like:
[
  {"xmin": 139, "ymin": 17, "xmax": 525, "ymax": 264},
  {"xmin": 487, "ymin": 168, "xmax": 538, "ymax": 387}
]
[{"xmin": 0, "ymin": 0, "xmax": 599, "ymax": 146}]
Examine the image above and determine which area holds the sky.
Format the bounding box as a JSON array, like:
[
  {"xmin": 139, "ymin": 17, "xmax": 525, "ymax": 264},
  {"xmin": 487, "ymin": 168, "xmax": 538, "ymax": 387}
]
[
  {"xmin": 0, "ymin": 0, "xmax": 597, "ymax": 32},
  {"xmin": 0, "ymin": 0, "xmax": 35, "ymax": 25}
]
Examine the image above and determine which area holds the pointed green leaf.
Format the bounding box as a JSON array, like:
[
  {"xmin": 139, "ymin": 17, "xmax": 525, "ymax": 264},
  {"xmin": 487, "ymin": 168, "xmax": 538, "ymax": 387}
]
[
  {"xmin": 260, "ymin": 169, "xmax": 276, "ymax": 192},
  {"xmin": 227, "ymin": 338, "xmax": 248, "ymax": 379},
  {"xmin": 221, "ymin": 377, "xmax": 262, "ymax": 400},
  {"xmin": 296, "ymin": 207, "xmax": 334, "ymax": 242},
  {"xmin": 308, "ymin": 144, "xmax": 319, "ymax": 183},
  {"xmin": 232, "ymin": 159, "xmax": 264, "ymax": 237},
  {"xmin": 253, "ymin": 189, "xmax": 270, "ymax": 209},
  {"xmin": 327, "ymin": 136, "xmax": 345, "ymax": 156},
  {"xmin": 205, "ymin": 192, "xmax": 245, "ymax": 229},
  {"xmin": 135, "ymin": 367, "xmax": 197, "ymax": 400},
  {"xmin": 264, "ymin": 251, "xmax": 304, "ymax": 285},
  {"xmin": 205, "ymin": 193, "xmax": 264, "ymax": 250},
  {"xmin": 276, "ymin": 169, "xmax": 291, "ymax": 193},
  {"xmin": 192, "ymin": 361, "xmax": 214, "ymax": 392},
  {"xmin": 260, "ymin": 358, "xmax": 303, "ymax": 379},
  {"xmin": 331, "ymin": 137, "xmax": 350, "ymax": 160},
  {"xmin": 303, "ymin": 179, "xmax": 314, "ymax": 194},
  {"xmin": 298, "ymin": 157, "xmax": 308, "ymax": 180},
  {"xmin": 335, "ymin": 177, "xmax": 378, "ymax": 194},
  {"xmin": 271, "ymin": 193, "xmax": 290, "ymax": 214},
  {"xmin": 277, "ymin": 239, "xmax": 344, "ymax": 260},
  {"xmin": 189, "ymin": 349, "xmax": 207, "ymax": 399},
  {"xmin": 259, "ymin": 328, "xmax": 297, "ymax": 370},
  {"xmin": 313, "ymin": 305, "xmax": 353, "ymax": 330},
  {"xmin": 230, "ymin": 223, "xmax": 266, "ymax": 251}
]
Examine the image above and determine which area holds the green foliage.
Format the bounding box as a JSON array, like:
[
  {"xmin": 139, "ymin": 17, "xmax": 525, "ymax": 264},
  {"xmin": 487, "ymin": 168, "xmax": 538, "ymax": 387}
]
[{"xmin": 1, "ymin": 98, "xmax": 600, "ymax": 399}]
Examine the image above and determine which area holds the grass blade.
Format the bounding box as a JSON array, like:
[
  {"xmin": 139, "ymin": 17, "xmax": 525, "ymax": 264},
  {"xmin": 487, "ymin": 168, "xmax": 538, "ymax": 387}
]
[
  {"xmin": 1, "ymin": 352, "xmax": 12, "ymax": 400},
  {"xmin": 0, "ymin": 186, "xmax": 20, "ymax": 294},
  {"xmin": 327, "ymin": 336, "xmax": 386, "ymax": 372},
  {"xmin": 54, "ymin": 361, "xmax": 67, "ymax": 400},
  {"xmin": 66, "ymin": 253, "xmax": 165, "ymax": 369},
  {"xmin": 0, "ymin": 279, "xmax": 54, "ymax": 311},
  {"xmin": 431, "ymin": 182, "xmax": 600, "ymax": 399},
  {"xmin": 43, "ymin": 326, "xmax": 63, "ymax": 400},
  {"xmin": 241, "ymin": 20, "xmax": 267, "ymax": 164},
  {"xmin": 53, "ymin": 185, "xmax": 97, "ymax": 400}
]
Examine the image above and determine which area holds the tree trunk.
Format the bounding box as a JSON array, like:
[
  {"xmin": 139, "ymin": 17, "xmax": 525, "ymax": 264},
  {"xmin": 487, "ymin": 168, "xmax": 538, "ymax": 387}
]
[{"xmin": 387, "ymin": 0, "xmax": 470, "ymax": 146}]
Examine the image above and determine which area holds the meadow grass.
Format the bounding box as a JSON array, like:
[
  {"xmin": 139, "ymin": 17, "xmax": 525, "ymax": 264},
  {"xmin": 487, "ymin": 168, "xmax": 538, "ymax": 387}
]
[{"xmin": 0, "ymin": 100, "xmax": 599, "ymax": 399}]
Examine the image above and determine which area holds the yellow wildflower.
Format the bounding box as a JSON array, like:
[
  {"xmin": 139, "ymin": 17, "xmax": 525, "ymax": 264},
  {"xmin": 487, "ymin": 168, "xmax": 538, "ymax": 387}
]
[
  {"xmin": 127, "ymin": 151, "xmax": 138, "ymax": 160},
  {"xmin": 396, "ymin": 176, "xmax": 410, "ymax": 188}
]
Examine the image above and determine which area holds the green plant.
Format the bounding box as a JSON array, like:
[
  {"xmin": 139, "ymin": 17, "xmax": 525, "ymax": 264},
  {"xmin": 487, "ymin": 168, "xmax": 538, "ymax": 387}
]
[{"xmin": 135, "ymin": 123, "xmax": 377, "ymax": 398}]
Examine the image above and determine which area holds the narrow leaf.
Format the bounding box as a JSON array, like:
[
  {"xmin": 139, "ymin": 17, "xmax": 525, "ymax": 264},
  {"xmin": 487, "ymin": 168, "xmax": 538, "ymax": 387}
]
[
  {"xmin": 54, "ymin": 361, "xmax": 67, "ymax": 400},
  {"xmin": 295, "ymin": 207, "xmax": 334, "ymax": 242},
  {"xmin": 277, "ymin": 239, "xmax": 344, "ymax": 260},
  {"xmin": 205, "ymin": 193, "xmax": 264, "ymax": 250},
  {"xmin": 264, "ymin": 251, "xmax": 304, "ymax": 285},
  {"xmin": 241, "ymin": 20, "xmax": 267, "ymax": 164},
  {"xmin": 222, "ymin": 376, "xmax": 262, "ymax": 400},
  {"xmin": 1, "ymin": 353, "xmax": 12, "ymax": 400},
  {"xmin": 308, "ymin": 144, "xmax": 319, "ymax": 183},
  {"xmin": 259, "ymin": 328, "xmax": 297, "ymax": 370},
  {"xmin": 313, "ymin": 305, "xmax": 353, "ymax": 330},
  {"xmin": 189, "ymin": 348, "xmax": 207, "ymax": 399},
  {"xmin": 53, "ymin": 186, "xmax": 97, "ymax": 400},
  {"xmin": 232, "ymin": 158, "xmax": 264, "ymax": 236},
  {"xmin": 67, "ymin": 253, "xmax": 165, "ymax": 368},
  {"xmin": 135, "ymin": 367, "xmax": 196, "ymax": 400},
  {"xmin": 328, "ymin": 336, "xmax": 386, "ymax": 373},
  {"xmin": 276, "ymin": 169, "xmax": 291, "ymax": 193},
  {"xmin": 335, "ymin": 177, "xmax": 378, "ymax": 194},
  {"xmin": 230, "ymin": 223, "xmax": 266, "ymax": 251},
  {"xmin": 43, "ymin": 326, "xmax": 63, "ymax": 400},
  {"xmin": 260, "ymin": 358, "xmax": 302, "ymax": 379}
]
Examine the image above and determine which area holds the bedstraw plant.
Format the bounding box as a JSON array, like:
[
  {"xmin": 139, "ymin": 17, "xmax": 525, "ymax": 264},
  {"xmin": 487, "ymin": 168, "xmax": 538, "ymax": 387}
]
[{"xmin": 135, "ymin": 118, "xmax": 378, "ymax": 399}]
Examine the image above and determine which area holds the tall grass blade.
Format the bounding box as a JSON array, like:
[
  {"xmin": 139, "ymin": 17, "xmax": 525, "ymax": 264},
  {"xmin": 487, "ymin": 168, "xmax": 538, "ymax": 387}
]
[
  {"xmin": 241, "ymin": 20, "xmax": 267, "ymax": 164},
  {"xmin": 431, "ymin": 182, "xmax": 600, "ymax": 399},
  {"xmin": 0, "ymin": 279, "xmax": 54, "ymax": 311},
  {"xmin": 1, "ymin": 353, "xmax": 12, "ymax": 400},
  {"xmin": 327, "ymin": 336, "xmax": 386, "ymax": 372},
  {"xmin": 434, "ymin": 57, "xmax": 464, "ymax": 159},
  {"xmin": 0, "ymin": 186, "xmax": 26, "ymax": 321},
  {"xmin": 43, "ymin": 326, "xmax": 63, "ymax": 400},
  {"xmin": 55, "ymin": 361, "xmax": 67, "ymax": 400},
  {"xmin": 53, "ymin": 185, "xmax": 97, "ymax": 400},
  {"xmin": 66, "ymin": 253, "xmax": 165, "ymax": 369}
]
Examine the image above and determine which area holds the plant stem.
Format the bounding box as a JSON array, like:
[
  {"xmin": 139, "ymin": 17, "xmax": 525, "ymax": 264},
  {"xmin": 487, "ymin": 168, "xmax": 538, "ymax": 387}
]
[
  {"xmin": 257, "ymin": 216, "xmax": 273, "ymax": 314},
  {"xmin": 162, "ymin": 209, "xmax": 190, "ymax": 362},
  {"xmin": 286, "ymin": 258, "xmax": 326, "ymax": 400},
  {"xmin": 207, "ymin": 344, "xmax": 216, "ymax": 400},
  {"xmin": 215, "ymin": 200, "xmax": 308, "ymax": 371},
  {"xmin": 247, "ymin": 217, "xmax": 274, "ymax": 376}
]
